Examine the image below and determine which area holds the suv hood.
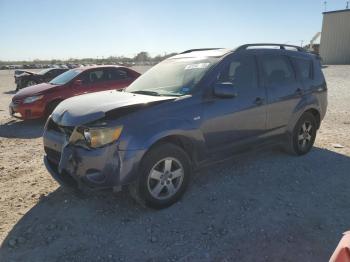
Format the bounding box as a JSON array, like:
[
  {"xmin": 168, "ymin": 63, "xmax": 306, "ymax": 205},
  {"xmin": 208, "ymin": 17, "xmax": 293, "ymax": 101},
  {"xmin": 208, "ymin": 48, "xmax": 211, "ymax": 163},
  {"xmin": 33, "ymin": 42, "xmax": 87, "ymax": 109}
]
[
  {"xmin": 14, "ymin": 83, "xmax": 58, "ymax": 99},
  {"xmin": 51, "ymin": 90, "xmax": 175, "ymax": 126}
]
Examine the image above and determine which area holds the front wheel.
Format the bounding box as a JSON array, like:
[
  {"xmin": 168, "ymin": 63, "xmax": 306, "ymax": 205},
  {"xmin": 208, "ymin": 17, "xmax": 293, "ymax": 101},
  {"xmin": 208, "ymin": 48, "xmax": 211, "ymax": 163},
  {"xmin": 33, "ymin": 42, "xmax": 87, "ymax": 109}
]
[
  {"xmin": 286, "ymin": 112, "xmax": 317, "ymax": 155},
  {"xmin": 129, "ymin": 143, "xmax": 191, "ymax": 209}
]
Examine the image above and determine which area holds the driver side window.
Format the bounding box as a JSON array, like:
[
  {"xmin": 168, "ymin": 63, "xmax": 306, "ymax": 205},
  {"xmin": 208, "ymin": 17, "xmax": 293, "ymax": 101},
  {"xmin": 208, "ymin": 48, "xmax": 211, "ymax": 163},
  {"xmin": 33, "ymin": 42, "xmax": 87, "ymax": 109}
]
[
  {"xmin": 79, "ymin": 69, "xmax": 106, "ymax": 85},
  {"xmin": 217, "ymin": 55, "xmax": 257, "ymax": 89}
]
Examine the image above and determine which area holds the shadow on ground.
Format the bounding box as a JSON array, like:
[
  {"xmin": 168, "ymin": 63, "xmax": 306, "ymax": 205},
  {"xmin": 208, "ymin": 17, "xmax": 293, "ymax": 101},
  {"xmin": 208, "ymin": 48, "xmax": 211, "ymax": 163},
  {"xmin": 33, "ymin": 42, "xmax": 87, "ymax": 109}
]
[
  {"xmin": 3, "ymin": 90, "xmax": 16, "ymax": 95},
  {"xmin": 1, "ymin": 147, "xmax": 350, "ymax": 261},
  {"xmin": 0, "ymin": 119, "xmax": 45, "ymax": 139}
]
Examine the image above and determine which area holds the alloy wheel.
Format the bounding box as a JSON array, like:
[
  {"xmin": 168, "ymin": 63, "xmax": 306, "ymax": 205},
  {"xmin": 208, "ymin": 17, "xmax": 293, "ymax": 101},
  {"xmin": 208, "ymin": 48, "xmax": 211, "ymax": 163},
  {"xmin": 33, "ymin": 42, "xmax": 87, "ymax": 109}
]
[
  {"xmin": 297, "ymin": 121, "xmax": 313, "ymax": 151},
  {"xmin": 147, "ymin": 157, "xmax": 184, "ymax": 200}
]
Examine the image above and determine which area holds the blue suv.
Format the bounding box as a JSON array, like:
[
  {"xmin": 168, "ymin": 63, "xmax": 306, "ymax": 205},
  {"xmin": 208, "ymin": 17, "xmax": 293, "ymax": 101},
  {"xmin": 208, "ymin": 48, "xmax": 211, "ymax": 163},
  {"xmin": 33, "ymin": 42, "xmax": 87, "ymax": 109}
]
[{"xmin": 43, "ymin": 44, "xmax": 327, "ymax": 209}]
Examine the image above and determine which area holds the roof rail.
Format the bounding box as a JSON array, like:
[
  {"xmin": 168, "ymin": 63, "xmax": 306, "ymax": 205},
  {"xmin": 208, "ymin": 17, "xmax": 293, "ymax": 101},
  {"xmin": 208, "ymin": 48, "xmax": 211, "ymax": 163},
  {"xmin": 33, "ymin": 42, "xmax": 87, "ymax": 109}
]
[
  {"xmin": 236, "ymin": 43, "xmax": 307, "ymax": 52},
  {"xmin": 180, "ymin": 48, "xmax": 223, "ymax": 54}
]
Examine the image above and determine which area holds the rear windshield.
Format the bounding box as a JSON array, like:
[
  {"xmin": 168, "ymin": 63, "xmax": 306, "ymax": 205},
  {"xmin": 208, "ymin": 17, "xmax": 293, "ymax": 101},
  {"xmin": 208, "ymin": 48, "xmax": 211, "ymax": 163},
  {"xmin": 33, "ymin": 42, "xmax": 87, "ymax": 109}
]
[{"xmin": 50, "ymin": 69, "xmax": 82, "ymax": 85}]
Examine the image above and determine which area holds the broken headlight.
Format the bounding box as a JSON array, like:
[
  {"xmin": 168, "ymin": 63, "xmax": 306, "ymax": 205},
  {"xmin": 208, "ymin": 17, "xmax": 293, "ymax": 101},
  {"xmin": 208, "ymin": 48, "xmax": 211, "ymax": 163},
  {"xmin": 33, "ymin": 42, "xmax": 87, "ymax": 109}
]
[{"xmin": 83, "ymin": 126, "xmax": 123, "ymax": 148}]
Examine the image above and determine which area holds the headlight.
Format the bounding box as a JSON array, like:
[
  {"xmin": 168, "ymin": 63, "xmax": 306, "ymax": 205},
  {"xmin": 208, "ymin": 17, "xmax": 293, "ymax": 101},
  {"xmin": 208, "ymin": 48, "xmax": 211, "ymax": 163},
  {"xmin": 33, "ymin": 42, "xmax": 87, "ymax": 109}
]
[
  {"xmin": 23, "ymin": 95, "xmax": 44, "ymax": 104},
  {"xmin": 83, "ymin": 126, "xmax": 123, "ymax": 148}
]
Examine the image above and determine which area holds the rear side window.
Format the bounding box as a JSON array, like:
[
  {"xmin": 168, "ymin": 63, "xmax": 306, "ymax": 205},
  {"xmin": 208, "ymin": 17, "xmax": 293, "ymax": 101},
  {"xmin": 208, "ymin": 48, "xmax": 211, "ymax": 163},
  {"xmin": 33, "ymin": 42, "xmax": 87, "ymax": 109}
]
[
  {"xmin": 294, "ymin": 57, "xmax": 313, "ymax": 80},
  {"xmin": 217, "ymin": 55, "xmax": 257, "ymax": 89},
  {"xmin": 261, "ymin": 55, "xmax": 295, "ymax": 85}
]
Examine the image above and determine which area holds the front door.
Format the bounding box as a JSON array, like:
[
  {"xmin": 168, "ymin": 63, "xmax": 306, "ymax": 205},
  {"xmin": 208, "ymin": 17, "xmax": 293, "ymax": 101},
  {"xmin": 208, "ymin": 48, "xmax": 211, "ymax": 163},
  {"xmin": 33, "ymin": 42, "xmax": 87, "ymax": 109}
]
[{"xmin": 201, "ymin": 54, "xmax": 267, "ymax": 154}]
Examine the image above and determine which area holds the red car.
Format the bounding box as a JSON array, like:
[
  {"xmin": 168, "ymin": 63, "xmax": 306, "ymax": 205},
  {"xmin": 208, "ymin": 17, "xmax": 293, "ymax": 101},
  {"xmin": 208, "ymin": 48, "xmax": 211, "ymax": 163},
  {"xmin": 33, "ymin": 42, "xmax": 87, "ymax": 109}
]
[{"xmin": 9, "ymin": 66, "xmax": 140, "ymax": 120}]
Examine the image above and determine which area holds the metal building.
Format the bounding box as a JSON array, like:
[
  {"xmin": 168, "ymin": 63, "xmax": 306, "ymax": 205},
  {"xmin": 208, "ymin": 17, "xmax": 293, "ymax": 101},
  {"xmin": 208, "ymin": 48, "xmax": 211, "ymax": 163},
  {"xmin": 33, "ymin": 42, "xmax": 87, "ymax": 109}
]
[{"xmin": 320, "ymin": 9, "xmax": 350, "ymax": 64}]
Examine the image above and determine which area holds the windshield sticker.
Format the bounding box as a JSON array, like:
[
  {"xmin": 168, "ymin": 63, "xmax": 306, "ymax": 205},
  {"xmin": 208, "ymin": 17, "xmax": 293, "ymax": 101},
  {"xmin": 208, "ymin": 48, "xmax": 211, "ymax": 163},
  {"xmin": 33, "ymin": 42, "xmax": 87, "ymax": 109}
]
[{"xmin": 184, "ymin": 63, "xmax": 210, "ymax": 70}]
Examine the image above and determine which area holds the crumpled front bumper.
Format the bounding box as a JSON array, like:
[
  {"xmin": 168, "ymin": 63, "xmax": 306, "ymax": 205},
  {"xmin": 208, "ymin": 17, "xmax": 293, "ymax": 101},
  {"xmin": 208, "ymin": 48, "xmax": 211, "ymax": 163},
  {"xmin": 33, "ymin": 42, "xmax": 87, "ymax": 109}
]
[{"xmin": 43, "ymin": 125, "xmax": 145, "ymax": 191}]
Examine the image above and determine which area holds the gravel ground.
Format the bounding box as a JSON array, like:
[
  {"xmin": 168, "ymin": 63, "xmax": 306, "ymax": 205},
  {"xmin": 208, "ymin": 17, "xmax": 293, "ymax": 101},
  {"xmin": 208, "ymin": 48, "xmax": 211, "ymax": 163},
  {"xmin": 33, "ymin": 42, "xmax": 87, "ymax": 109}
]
[{"xmin": 0, "ymin": 66, "xmax": 349, "ymax": 262}]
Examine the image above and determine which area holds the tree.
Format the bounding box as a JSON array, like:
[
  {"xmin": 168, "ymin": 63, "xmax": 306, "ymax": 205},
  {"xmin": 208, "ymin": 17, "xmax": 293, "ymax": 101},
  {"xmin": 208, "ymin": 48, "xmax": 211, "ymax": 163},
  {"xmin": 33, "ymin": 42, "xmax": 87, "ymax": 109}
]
[{"xmin": 134, "ymin": 52, "xmax": 150, "ymax": 63}]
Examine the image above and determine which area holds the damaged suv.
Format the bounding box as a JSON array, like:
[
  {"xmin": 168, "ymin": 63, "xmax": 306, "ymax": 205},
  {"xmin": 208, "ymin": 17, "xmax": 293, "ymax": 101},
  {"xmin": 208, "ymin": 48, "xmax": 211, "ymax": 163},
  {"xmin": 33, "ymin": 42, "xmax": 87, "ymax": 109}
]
[{"xmin": 43, "ymin": 44, "xmax": 327, "ymax": 209}]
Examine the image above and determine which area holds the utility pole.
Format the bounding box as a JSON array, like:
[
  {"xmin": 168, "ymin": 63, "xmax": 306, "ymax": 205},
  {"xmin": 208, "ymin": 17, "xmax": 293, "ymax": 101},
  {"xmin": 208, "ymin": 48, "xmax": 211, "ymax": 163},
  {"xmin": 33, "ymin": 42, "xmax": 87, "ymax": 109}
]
[
  {"xmin": 346, "ymin": 1, "xmax": 349, "ymax": 9},
  {"xmin": 324, "ymin": 1, "xmax": 327, "ymax": 11}
]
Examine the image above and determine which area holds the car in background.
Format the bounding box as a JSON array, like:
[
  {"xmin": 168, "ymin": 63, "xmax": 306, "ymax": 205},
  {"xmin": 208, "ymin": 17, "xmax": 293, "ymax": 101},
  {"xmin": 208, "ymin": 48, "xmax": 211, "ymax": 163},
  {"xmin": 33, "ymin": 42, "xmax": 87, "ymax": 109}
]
[
  {"xmin": 15, "ymin": 68, "xmax": 68, "ymax": 91},
  {"xmin": 9, "ymin": 65, "xmax": 140, "ymax": 120}
]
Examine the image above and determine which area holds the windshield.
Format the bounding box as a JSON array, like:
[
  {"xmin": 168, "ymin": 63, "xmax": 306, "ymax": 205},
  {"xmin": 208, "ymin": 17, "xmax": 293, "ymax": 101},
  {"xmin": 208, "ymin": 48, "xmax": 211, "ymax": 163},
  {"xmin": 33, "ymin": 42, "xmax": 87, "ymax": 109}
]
[
  {"xmin": 125, "ymin": 57, "xmax": 218, "ymax": 96},
  {"xmin": 50, "ymin": 69, "xmax": 82, "ymax": 85}
]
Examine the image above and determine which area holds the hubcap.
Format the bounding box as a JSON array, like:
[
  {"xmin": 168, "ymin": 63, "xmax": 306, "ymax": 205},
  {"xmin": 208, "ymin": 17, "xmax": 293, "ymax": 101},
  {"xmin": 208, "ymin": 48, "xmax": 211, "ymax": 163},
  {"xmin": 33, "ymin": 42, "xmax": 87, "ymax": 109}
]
[
  {"xmin": 297, "ymin": 121, "xmax": 313, "ymax": 150},
  {"xmin": 147, "ymin": 157, "xmax": 184, "ymax": 200}
]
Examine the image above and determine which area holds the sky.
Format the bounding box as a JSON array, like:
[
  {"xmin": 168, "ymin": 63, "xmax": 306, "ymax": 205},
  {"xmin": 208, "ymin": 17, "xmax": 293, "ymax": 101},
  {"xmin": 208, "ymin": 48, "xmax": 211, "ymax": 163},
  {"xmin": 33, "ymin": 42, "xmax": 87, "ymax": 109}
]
[{"xmin": 0, "ymin": 0, "xmax": 348, "ymax": 61}]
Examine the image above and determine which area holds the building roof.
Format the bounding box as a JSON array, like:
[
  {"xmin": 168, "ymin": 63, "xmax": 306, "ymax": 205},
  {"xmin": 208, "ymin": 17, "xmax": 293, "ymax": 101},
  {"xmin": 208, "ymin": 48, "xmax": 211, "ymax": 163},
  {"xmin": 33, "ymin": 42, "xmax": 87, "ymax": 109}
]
[{"xmin": 323, "ymin": 9, "xmax": 350, "ymax": 15}]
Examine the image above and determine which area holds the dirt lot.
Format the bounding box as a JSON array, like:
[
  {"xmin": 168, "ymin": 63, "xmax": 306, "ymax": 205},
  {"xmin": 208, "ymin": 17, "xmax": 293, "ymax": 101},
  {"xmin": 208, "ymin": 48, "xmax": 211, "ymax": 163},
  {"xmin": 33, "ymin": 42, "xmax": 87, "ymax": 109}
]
[{"xmin": 0, "ymin": 66, "xmax": 349, "ymax": 262}]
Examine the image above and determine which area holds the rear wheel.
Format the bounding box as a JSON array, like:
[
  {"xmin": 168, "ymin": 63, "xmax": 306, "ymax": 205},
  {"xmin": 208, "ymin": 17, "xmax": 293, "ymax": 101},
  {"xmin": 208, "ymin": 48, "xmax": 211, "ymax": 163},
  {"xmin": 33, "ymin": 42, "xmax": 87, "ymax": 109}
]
[
  {"xmin": 129, "ymin": 143, "xmax": 191, "ymax": 209},
  {"xmin": 286, "ymin": 112, "xmax": 317, "ymax": 155}
]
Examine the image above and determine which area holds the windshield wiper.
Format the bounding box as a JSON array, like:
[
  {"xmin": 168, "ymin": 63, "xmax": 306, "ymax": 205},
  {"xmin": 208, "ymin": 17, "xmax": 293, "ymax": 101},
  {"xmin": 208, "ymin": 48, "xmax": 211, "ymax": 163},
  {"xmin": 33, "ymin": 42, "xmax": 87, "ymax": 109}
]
[{"xmin": 130, "ymin": 90, "xmax": 160, "ymax": 96}]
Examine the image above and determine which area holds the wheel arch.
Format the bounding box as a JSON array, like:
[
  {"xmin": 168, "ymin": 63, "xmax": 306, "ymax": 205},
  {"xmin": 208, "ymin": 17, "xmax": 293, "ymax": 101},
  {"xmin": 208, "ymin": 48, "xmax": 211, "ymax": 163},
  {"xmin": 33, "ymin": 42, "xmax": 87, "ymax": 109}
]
[
  {"xmin": 304, "ymin": 108, "xmax": 321, "ymax": 129},
  {"xmin": 144, "ymin": 134, "xmax": 200, "ymax": 168},
  {"xmin": 287, "ymin": 105, "xmax": 322, "ymax": 134}
]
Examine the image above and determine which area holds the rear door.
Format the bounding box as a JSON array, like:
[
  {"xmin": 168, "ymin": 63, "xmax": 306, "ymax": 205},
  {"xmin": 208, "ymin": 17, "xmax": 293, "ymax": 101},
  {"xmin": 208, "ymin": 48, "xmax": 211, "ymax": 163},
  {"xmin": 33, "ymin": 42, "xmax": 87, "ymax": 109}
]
[
  {"xmin": 258, "ymin": 54, "xmax": 303, "ymax": 133},
  {"xmin": 104, "ymin": 68, "xmax": 136, "ymax": 90}
]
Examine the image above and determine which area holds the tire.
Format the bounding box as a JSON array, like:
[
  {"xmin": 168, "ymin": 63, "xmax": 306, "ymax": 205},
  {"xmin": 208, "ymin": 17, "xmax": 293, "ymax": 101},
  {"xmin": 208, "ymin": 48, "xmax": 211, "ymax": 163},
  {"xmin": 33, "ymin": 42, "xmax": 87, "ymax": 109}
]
[
  {"xmin": 45, "ymin": 100, "xmax": 62, "ymax": 118},
  {"xmin": 286, "ymin": 112, "xmax": 317, "ymax": 156},
  {"xmin": 129, "ymin": 143, "xmax": 191, "ymax": 209}
]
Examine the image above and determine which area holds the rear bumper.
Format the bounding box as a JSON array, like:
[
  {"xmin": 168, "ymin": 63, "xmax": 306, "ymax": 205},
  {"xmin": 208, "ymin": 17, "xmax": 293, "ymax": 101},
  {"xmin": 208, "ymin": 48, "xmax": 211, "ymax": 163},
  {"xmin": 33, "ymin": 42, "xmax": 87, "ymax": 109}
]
[{"xmin": 43, "ymin": 128, "xmax": 145, "ymax": 190}]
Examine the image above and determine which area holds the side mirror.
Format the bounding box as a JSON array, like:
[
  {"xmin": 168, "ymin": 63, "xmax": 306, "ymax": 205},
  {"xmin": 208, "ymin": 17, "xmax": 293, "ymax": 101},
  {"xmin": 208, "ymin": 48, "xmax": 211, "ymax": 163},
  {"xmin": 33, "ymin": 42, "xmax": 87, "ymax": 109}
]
[
  {"xmin": 213, "ymin": 82, "xmax": 238, "ymax": 98},
  {"xmin": 73, "ymin": 79, "xmax": 83, "ymax": 86}
]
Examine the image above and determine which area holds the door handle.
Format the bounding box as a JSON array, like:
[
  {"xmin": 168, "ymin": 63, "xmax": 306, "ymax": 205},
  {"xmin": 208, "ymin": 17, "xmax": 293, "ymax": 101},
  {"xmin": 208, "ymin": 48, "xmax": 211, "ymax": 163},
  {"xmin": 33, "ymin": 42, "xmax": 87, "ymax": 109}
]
[
  {"xmin": 254, "ymin": 97, "xmax": 264, "ymax": 105},
  {"xmin": 295, "ymin": 88, "xmax": 303, "ymax": 95}
]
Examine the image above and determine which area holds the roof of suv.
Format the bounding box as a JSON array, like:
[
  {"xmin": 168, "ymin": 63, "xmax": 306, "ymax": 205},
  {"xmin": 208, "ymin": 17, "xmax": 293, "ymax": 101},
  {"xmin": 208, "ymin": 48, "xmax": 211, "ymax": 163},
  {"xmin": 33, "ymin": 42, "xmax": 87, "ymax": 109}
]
[
  {"xmin": 173, "ymin": 44, "xmax": 317, "ymax": 60},
  {"xmin": 170, "ymin": 48, "xmax": 233, "ymax": 59}
]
